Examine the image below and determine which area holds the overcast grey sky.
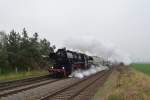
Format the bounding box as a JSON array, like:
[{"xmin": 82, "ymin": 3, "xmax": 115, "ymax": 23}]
[{"xmin": 0, "ymin": 0, "xmax": 150, "ymax": 62}]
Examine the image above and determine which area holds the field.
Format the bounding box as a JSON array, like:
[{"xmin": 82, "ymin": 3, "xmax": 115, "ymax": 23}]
[
  {"xmin": 130, "ymin": 63, "xmax": 150, "ymax": 76},
  {"xmin": 0, "ymin": 70, "xmax": 48, "ymax": 81},
  {"xmin": 93, "ymin": 64, "xmax": 150, "ymax": 100}
]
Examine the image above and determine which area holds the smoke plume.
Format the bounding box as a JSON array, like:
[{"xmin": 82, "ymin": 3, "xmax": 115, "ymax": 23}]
[{"xmin": 64, "ymin": 37, "xmax": 131, "ymax": 65}]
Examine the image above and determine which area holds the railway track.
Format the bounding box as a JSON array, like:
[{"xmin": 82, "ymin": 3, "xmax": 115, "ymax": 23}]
[
  {"xmin": 0, "ymin": 69, "xmax": 111, "ymax": 100},
  {"xmin": 40, "ymin": 70, "xmax": 111, "ymax": 100},
  {"xmin": 0, "ymin": 75, "xmax": 61, "ymax": 98},
  {"xmin": 0, "ymin": 75, "xmax": 50, "ymax": 91}
]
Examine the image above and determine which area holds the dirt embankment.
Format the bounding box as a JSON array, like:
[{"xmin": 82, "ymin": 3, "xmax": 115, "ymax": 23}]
[{"xmin": 93, "ymin": 66, "xmax": 150, "ymax": 100}]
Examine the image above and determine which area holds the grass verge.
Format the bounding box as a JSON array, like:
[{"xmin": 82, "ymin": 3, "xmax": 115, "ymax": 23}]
[
  {"xmin": 130, "ymin": 63, "xmax": 150, "ymax": 76},
  {"xmin": 0, "ymin": 70, "xmax": 48, "ymax": 81},
  {"xmin": 93, "ymin": 67, "xmax": 150, "ymax": 100},
  {"xmin": 93, "ymin": 69, "xmax": 120, "ymax": 100}
]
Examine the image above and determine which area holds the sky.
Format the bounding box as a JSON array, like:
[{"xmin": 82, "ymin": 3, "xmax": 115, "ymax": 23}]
[{"xmin": 0, "ymin": 0, "xmax": 150, "ymax": 62}]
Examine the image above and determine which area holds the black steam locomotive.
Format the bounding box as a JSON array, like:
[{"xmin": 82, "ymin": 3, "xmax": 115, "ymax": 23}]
[{"xmin": 48, "ymin": 48, "xmax": 93, "ymax": 77}]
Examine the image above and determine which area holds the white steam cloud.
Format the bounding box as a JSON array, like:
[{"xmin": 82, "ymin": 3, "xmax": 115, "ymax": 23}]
[
  {"xmin": 69, "ymin": 65, "xmax": 109, "ymax": 79},
  {"xmin": 64, "ymin": 37, "xmax": 132, "ymax": 65}
]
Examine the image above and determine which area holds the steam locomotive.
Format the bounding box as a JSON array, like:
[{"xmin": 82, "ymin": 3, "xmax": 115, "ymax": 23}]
[{"xmin": 48, "ymin": 48, "xmax": 111, "ymax": 77}]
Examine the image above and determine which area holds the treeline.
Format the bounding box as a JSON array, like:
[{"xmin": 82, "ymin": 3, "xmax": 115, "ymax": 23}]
[{"xmin": 0, "ymin": 28, "xmax": 55, "ymax": 74}]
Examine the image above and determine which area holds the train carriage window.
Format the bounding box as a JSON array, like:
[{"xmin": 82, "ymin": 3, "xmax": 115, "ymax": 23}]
[
  {"xmin": 67, "ymin": 52, "xmax": 73, "ymax": 58},
  {"xmin": 74, "ymin": 54, "xmax": 78, "ymax": 59},
  {"xmin": 78, "ymin": 55, "xmax": 82, "ymax": 60}
]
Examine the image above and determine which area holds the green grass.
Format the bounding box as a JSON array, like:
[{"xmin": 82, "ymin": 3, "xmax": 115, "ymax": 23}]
[
  {"xmin": 0, "ymin": 70, "xmax": 49, "ymax": 81},
  {"xmin": 130, "ymin": 63, "xmax": 150, "ymax": 76}
]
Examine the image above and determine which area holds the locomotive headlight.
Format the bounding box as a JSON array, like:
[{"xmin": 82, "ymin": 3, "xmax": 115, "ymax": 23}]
[{"xmin": 62, "ymin": 67, "xmax": 65, "ymax": 69}]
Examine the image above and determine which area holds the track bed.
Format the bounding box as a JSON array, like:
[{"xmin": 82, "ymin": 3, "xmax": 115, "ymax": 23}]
[
  {"xmin": 0, "ymin": 70, "xmax": 111, "ymax": 100},
  {"xmin": 41, "ymin": 70, "xmax": 111, "ymax": 100}
]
